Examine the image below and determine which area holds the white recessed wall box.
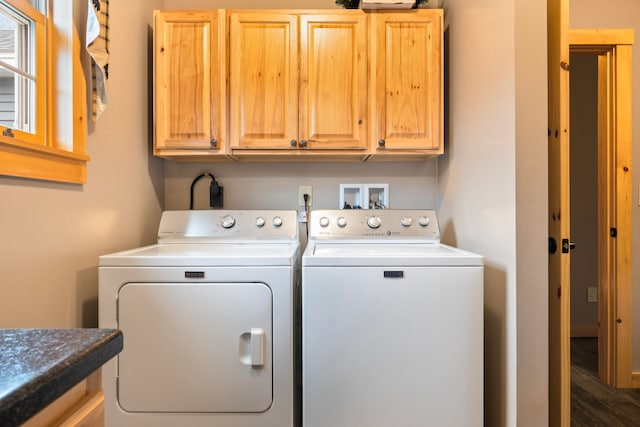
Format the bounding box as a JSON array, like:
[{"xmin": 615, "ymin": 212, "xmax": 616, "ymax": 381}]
[
  {"xmin": 340, "ymin": 184, "xmax": 364, "ymax": 209},
  {"xmin": 364, "ymin": 184, "xmax": 389, "ymax": 209}
]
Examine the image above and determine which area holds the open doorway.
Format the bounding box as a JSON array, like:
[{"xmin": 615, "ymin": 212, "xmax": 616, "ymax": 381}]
[
  {"xmin": 569, "ymin": 53, "xmax": 599, "ymax": 342},
  {"xmin": 548, "ymin": 26, "xmax": 634, "ymax": 426},
  {"xmin": 569, "ymin": 30, "xmax": 634, "ymax": 390}
]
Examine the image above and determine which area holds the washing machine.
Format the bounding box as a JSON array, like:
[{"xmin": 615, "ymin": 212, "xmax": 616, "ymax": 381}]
[
  {"xmin": 99, "ymin": 210, "xmax": 300, "ymax": 427},
  {"xmin": 302, "ymin": 209, "xmax": 484, "ymax": 427}
]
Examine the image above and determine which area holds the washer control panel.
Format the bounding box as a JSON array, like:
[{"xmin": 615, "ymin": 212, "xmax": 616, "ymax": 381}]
[
  {"xmin": 158, "ymin": 210, "xmax": 298, "ymax": 242},
  {"xmin": 309, "ymin": 209, "xmax": 440, "ymax": 241}
]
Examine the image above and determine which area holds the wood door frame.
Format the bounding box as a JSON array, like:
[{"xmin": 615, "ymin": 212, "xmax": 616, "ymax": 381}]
[
  {"xmin": 548, "ymin": 1, "xmax": 570, "ymax": 425},
  {"xmin": 568, "ymin": 29, "xmax": 634, "ymax": 389},
  {"xmin": 548, "ymin": 16, "xmax": 635, "ymax": 424}
]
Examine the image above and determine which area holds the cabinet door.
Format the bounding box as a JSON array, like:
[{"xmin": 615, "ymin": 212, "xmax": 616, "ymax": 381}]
[
  {"xmin": 371, "ymin": 11, "xmax": 443, "ymax": 153},
  {"xmin": 299, "ymin": 13, "xmax": 368, "ymax": 150},
  {"xmin": 229, "ymin": 12, "xmax": 299, "ymax": 150},
  {"xmin": 154, "ymin": 11, "xmax": 225, "ymax": 154}
]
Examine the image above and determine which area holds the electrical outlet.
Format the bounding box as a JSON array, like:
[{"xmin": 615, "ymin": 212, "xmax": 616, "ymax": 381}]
[
  {"xmin": 298, "ymin": 186, "xmax": 312, "ymax": 207},
  {"xmin": 587, "ymin": 287, "xmax": 598, "ymax": 303}
]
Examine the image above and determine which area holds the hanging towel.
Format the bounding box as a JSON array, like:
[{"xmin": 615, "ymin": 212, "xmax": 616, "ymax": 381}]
[{"xmin": 86, "ymin": 0, "xmax": 109, "ymax": 121}]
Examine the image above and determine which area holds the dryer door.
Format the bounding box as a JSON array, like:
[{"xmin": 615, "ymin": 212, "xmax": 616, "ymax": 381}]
[{"xmin": 117, "ymin": 282, "xmax": 272, "ymax": 413}]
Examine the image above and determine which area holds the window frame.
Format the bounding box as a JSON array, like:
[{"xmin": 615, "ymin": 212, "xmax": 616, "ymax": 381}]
[{"xmin": 0, "ymin": 0, "xmax": 88, "ymax": 184}]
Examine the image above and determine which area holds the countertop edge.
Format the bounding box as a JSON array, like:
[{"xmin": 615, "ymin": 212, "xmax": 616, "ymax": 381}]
[{"xmin": 0, "ymin": 329, "xmax": 123, "ymax": 426}]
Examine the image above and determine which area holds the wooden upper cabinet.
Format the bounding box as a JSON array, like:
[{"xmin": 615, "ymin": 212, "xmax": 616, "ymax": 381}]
[
  {"xmin": 369, "ymin": 10, "xmax": 443, "ymax": 158},
  {"xmin": 151, "ymin": 9, "xmax": 444, "ymax": 161},
  {"xmin": 229, "ymin": 12, "xmax": 299, "ymax": 150},
  {"xmin": 299, "ymin": 13, "xmax": 368, "ymax": 151},
  {"xmin": 229, "ymin": 10, "xmax": 368, "ymax": 156},
  {"xmin": 154, "ymin": 10, "xmax": 226, "ymax": 158}
]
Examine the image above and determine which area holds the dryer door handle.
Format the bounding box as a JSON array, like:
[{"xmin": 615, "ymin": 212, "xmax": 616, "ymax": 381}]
[{"xmin": 250, "ymin": 328, "xmax": 265, "ymax": 367}]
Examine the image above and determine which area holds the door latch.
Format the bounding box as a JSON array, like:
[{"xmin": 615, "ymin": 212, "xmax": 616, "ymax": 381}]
[{"xmin": 561, "ymin": 238, "xmax": 575, "ymax": 253}]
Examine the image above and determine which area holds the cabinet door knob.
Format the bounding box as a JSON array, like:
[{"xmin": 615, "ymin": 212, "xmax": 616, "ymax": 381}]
[
  {"xmin": 299, "ymin": 140, "xmax": 308, "ymax": 148},
  {"xmin": 290, "ymin": 139, "xmax": 297, "ymax": 147},
  {"xmin": 378, "ymin": 139, "xmax": 386, "ymax": 148},
  {"xmin": 210, "ymin": 138, "xmax": 217, "ymax": 147}
]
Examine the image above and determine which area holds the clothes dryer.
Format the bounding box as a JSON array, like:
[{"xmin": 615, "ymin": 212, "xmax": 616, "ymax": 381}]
[{"xmin": 99, "ymin": 210, "xmax": 300, "ymax": 427}]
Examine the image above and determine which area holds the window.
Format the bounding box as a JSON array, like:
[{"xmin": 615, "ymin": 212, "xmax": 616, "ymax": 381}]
[
  {"xmin": 0, "ymin": 1, "xmax": 42, "ymax": 141},
  {"xmin": 0, "ymin": 0, "xmax": 88, "ymax": 184}
]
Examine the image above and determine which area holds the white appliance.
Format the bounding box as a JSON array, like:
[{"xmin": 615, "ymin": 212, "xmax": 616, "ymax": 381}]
[
  {"xmin": 302, "ymin": 209, "xmax": 484, "ymax": 427},
  {"xmin": 99, "ymin": 210, "xmax": 300, "ymax": 427}
]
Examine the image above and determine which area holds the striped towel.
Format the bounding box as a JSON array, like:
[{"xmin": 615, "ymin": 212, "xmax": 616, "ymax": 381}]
[{"xmin": 86, "ymin": 0, "xmax": 109, "ymax": 121}]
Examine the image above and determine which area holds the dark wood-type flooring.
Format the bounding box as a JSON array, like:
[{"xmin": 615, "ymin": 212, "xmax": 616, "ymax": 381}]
[{"xmin": 571, "ymin": 337, "xmax": 640, "ymax": 426}]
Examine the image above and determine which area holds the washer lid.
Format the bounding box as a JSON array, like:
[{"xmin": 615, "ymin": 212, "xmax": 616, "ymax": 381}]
[
  {"xmin": 99, "ymin": 242, "xmax": 299, "ymax": 267},
  {"xmin": 302, "ymin": 243, "xmax": 483, "ymax": 267}
]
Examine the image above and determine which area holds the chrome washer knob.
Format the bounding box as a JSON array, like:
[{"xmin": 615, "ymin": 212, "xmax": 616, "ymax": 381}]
[
  {"xmin": 221, "ymin": 215, "xmax": 236, "ymax": 229},
  {"xmin": 319, "ymin": 217, "xmax": 330, "ymax": 227},
  {"xmin": 418, "ymin": 216, "xmax": 430, "ymax": 227},
  {"xmin": 273, "ymin": 216, "xmax": 283, "ymax": 227},
  {"xmin": 255, "ymin": 217, "xmax": 266, "ymax": 227},
  {"xmin": 401, "ymin": 217, "xmax": 412, "ymax": 227},
  {"xmin": 337, "ymin": 217, "xmax": 347, "ymax": 228},
  {"xmin": 367, "ymin": 216, "xmax": 382, "ymax": 229}
]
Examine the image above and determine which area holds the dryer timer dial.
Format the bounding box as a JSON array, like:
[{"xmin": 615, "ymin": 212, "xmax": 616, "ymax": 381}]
[{"xmin": 221, "ymin": 215, "xmax": 236, "ymax": 229}]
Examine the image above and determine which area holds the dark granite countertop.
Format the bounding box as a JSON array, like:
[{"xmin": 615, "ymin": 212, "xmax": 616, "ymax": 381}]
[{"xmin": 0, "ymin": 328, "xmax": 123, "ymax": 427}]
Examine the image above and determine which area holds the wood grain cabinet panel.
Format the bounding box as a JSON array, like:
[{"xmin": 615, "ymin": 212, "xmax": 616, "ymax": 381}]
[
  {"xmin": 22, "ymin": 370, "xmax": 104, "ymax": 427},
  {"xmin": 369, "ymin": 10, "xmax": 443, "ymax": 159},
  {"xmin": 152, "ymin": 9, "xmax": 443, "ymax": 161},
  {"xmin": 229, "ymin": 10, "xmax": 367, "ymax": 159},
  {"xmin": 299, "ymin": 13, "xmax": 368, "ymax": 151},
  {"xmin": 153, "ymin": 10, "xmax": 226, "ymax": 158},
  {"xmin": 229, "ymin": 12, "xmax": 299, "ymax": 150}
]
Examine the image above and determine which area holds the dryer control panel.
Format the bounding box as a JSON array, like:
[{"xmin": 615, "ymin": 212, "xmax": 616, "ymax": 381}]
[
  {"xmin": 308, "ymin": 210, "xmax": 440, "ymax": 241},
  {"xmin": 158, "ymin": 210, "xmax": 298, "ymax": 242}
]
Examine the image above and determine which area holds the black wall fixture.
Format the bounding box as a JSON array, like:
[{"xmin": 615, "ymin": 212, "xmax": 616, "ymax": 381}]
[{"xmin": 189, "ymin": 172, "xmax": 223, "ymax": 209}]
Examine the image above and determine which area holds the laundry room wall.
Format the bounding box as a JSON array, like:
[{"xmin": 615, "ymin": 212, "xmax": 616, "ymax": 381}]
[
  {"xmin": 570, "ymin": 0, "xmax": 640, "ymax": 374},
  {"xmin": 0, "ymin": 1, "xmax": 164, "ymax": 328},
  {"xmin": 161, "ymin": 0, "xmax": 443, "ymax": 211},
  {"xmin": 437, "ymin": 0, "xmax": 548, "ymax": 426},
  {"xmin": 160, "ymin": 0, "xmax": 549, "ymax": 426}
]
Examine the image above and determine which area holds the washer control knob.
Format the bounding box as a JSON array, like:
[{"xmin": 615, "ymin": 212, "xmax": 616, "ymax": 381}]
[
  {"xmin": 367, "ymin": 216, "xmax": 382, "ymax": 229},
  {"xmin": 221, "ymin": 215, "xmax": 236, "ymax": 229},
  {"xmin": 337, "ymin": 217, "xmax": 347, "ymax": 228},
  {"xmin": 255, "ymin": 217, "xmax": 266, "ymax": 227},
  {"xmin": 418, "ymin": 216, "xmax": 430, "ymax": 227},
  {"xmin": 400, "ymin": 217, "xmax": 413, "ymax": 227},
  {"xmin": 319, "ymin": 217, "xmax": 330, "ymax": 227},
  {"xmin": 273, "ymin": 216, "xmax": 283, "ymax": 227}
]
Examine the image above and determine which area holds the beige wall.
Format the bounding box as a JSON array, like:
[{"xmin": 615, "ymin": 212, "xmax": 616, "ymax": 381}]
[
  {"xmin": 0, "ymin": 0, "xmax": 551, "ymax": 425},
  {"xmin": 570, "ymin": 0, "xmax": 640, "ymax": 371},
  {"xmin": 161, "ymin": 0, "xmax": 441, "ymax": 215},
  {"xmin": 439, "ymin": 0, "xmax": 548, "ymax": 426},
  {"xmin": 0, "ymin": 1, "xmax": 164, "ymax": 327},
  {"xmin": 163, "ymin": 0, "xmax": 549, "ymax": 426}
]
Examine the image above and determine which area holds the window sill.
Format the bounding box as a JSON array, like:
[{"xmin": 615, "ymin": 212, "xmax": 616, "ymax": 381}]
[{"xmin": 0, "ymin": 137, "xmax": 89, "ymax": 184}]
